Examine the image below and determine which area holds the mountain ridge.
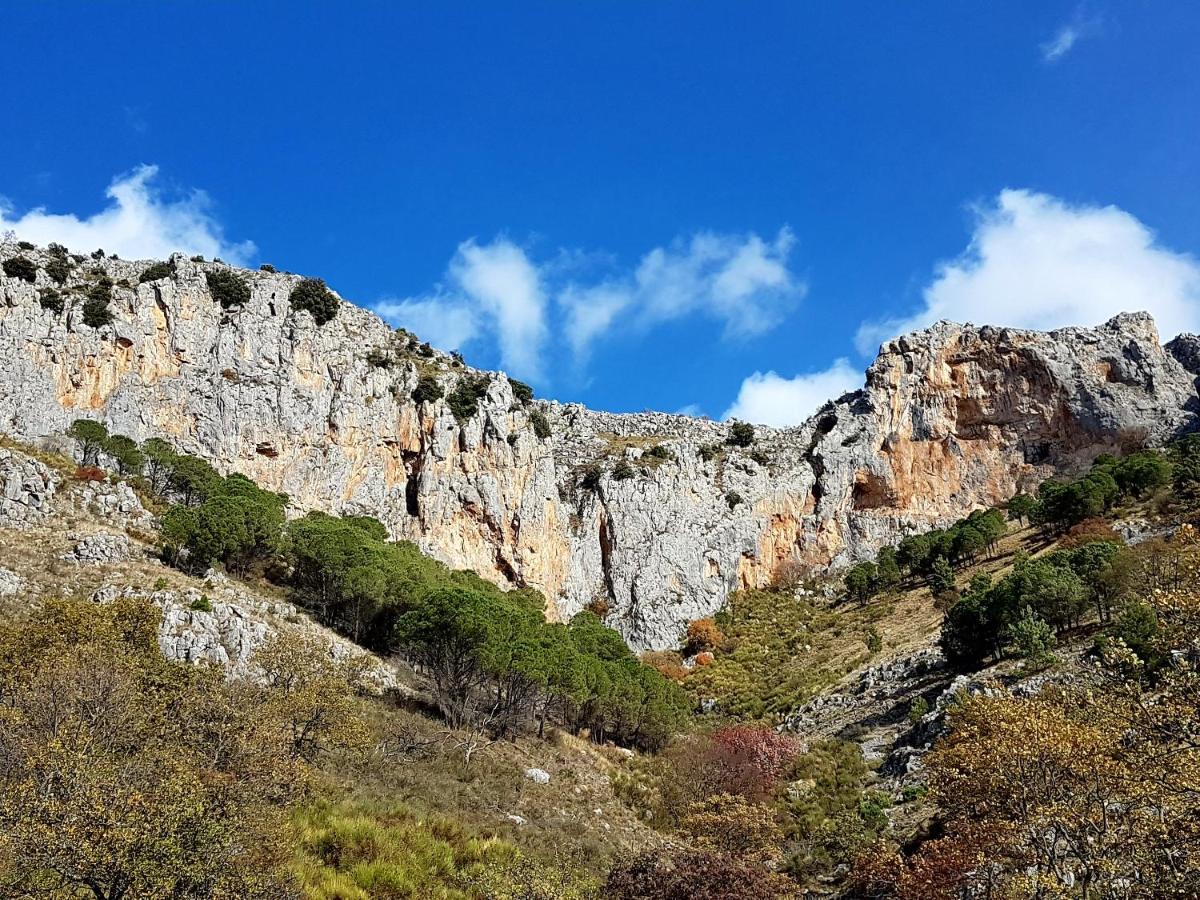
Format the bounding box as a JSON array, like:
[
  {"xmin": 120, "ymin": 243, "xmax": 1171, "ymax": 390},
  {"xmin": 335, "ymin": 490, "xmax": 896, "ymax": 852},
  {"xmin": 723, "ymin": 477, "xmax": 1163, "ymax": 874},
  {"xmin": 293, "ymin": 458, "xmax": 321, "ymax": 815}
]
[{"xmin": 1, "ymin": 239, "xmax": 1196, "ymax": 648}]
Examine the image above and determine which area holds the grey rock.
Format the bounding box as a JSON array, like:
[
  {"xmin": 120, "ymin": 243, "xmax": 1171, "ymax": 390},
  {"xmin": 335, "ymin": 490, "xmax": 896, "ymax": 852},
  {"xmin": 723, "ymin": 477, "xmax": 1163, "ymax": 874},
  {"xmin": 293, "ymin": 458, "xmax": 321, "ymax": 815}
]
[
  {"xmin": 0, "ymin": 567, "xmax": 24, "ymax": 597},
  {"xmin": 64, "ymin": 531, "xmax": 131, "ymax": 564},
  {"xmin": 1, "ymin": 245, "xmax": 1196, "ymax": 648},
  {"xmin": 524, "ymin": 767, "xmax": 551, "ymax": 784},
  {"xmin": 0, "ymin": 447, "xmax": 59, "ymax": 527}
]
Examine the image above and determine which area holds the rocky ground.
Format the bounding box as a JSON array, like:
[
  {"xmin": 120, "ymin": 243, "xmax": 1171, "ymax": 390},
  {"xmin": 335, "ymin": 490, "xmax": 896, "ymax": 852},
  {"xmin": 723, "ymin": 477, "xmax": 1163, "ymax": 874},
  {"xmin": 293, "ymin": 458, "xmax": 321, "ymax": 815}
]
[{"xmin": 0, "ymin": 441, "xmax": 398, "ymax": 688}]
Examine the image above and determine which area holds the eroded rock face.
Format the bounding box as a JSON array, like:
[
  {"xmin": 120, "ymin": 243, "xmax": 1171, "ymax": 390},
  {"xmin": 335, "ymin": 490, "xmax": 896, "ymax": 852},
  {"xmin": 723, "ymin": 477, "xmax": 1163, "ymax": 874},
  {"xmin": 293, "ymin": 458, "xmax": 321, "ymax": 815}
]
[{"xmin": 2, "ymin": 243, "xmax": 1196, "ymax": 648}]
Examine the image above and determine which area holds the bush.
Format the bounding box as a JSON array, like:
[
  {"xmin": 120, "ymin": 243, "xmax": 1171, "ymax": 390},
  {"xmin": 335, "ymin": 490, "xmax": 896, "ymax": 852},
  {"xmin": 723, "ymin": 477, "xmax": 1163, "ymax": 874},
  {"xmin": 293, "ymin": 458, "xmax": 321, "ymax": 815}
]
[
  {"xmin": 411, "ymin": 374, "xmax": 444, "ymax": 405},
  {"xmin": 289, "ymin": 277, "xmax": 338, "ymax": 325},
  {"xmin": 606, "ymin": 848, "xmax": 795, "ymax": 899},
  {"xmin": 38, "ymin": 289, "xmax": 64, "ymax": 314},
  {"xmin": 612, "ymin": 459, "xmax": 635, "ymax": 480},
  {"xmin": 509, "ymin": 378, "xmax": 534, "ymax": 404},
  {"xmin": 725, "ymin": 490, "xmax": 744, "ymax": 509},
  {"xmin": 530, "ymin": 409, "xmax": 551, "ymax": 440},
  {"xmin": 644, "ymin": 444, "xmax": 674, "ymax": 463},
  {"xmin": 205, "ymin": 269, "xmax": 250, "ymax": 308},
  {"xmin": 447, "ymin": 375, "xmax": 491, "ymax": 422},
  {"xmin": 190, "ymin": 595, "xmax": 213, "ymax": 612},
  {"xmin": 908, "ymin": 696, "xmax": 930, "ymax": 723},
  {"xmin": 82, "ymin": 277, "xmax": 115, "ymax": 328},
  {"xmin": 685, "ymin": 618, "xmax": 724, "ymax": 655},
  {"xmin": 1006, "ymin": 606, "xmax": 1057, "ymax": 664},
  {"xmin": 73, "ymin": 465, "xmax": 107, "ymax": 482},
  {"xmin": 259, "ymin": 263, "xmax": 276, "ymax": 273},
  {"xmin": 44, "ymin": 254, "xmax": 71, "ymax": 285},
  {"xmin": 365, "ymin": 348, "xmax": 392, "ymax": 369},
  {"xmin": 865, "ymin": 625, "xmax": 883, "ymax": 654},
  {"xmin": 138, "ymin": 261, "xmax": 174, "ymax": 283},
  {"xmin": 727, "ymin": 420, "xmax": 755, "ymax": 447},
  {"xmin": 190, "ymin": 254, "xmax": 205, "ymax": 263},
  {"xmin": 3, "ymin": 256, "xmax": 37, "ymax": 283},
  {"xmin": 16, "ymin": 240, "xmax": 34, "ymax": 251}
]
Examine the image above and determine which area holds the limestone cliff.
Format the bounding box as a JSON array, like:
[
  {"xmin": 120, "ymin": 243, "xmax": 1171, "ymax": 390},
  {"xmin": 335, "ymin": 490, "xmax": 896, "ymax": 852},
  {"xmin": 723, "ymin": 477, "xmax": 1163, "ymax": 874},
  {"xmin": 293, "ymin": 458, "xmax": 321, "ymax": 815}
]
[{"xmin": 1, "ymin": 241, "xmax": 1195, "ymax": 648}]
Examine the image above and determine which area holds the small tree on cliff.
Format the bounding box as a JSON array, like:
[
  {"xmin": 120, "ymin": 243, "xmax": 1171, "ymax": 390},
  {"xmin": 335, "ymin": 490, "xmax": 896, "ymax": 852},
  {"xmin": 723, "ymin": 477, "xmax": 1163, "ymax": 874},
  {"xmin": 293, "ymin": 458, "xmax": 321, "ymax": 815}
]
[{"xmin": 66, "ymin": 419, "xmax": 109, "ymax": 466}]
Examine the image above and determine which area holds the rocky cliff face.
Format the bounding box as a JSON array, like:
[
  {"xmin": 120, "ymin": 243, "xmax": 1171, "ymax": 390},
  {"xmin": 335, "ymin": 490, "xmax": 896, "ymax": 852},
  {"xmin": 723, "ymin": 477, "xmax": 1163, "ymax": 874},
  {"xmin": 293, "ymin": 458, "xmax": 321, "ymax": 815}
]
[{"xmin": 1, "ymin": 242, "xmax": 1196, "ymax": 648}]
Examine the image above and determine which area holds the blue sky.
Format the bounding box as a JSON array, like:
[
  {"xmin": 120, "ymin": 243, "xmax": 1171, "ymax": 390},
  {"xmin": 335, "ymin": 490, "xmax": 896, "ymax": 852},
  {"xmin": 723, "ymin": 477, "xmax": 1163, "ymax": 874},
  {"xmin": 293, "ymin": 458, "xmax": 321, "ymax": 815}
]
[{"xmin": 2, "ymin": 2, "xmax": 1199, "ymax": 425}]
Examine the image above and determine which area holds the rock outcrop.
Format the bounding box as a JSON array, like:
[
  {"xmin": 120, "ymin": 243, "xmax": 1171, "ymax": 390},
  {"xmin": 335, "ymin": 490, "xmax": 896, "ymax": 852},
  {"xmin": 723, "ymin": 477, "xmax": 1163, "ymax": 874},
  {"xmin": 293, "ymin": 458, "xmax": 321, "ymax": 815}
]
[
  {"xmin": 0, "ymin": 446, "xmax": 59, "ymax": 527},
  {"xmin": 2, "ymin": 242, "xmax": 1196, "ymax": 648}
]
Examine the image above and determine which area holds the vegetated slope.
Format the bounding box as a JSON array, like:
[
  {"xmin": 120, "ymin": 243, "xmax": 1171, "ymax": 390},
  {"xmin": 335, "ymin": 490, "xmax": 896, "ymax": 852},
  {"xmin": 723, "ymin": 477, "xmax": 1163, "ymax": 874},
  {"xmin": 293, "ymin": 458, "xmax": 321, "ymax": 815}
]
[
  {"xmin": 0, "ymin": 437, "xmax": 675, "ymax": 898},
  {"xmin": 2, "ymin": 238, "xmax": 1198, "ymax": 650}
]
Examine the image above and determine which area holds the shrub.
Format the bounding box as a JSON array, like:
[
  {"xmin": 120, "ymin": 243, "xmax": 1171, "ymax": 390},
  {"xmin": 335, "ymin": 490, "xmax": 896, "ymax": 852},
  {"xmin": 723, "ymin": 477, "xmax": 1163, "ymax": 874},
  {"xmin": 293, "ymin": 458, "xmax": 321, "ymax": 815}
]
[
  {"xmin": 411, "ymin": 374, "xmax": 444, "ymax": 405},
  {"xmin": 643, "ymin": 444, "xmax": 674, "ymax": 463},
  {"xmin": 725, "ymin": 490, "xmax": 743, "ymax": 509},
  {"xmin": 44, "ymin": 254, "xmax": 71, "ymax": 285},
  {"xmin": 699, "ymin": 442, "xmax": 723, "ymax": 462},
  {"xmin": 2, "ymin": 256, "xmax": 37, "ymax": 283},
  {"xmin": 82, "ymin": 277, "xmax": 115, "ymax": 327},
  {"xmin": 91, "ymin": 249, "xmax": 105, "ymax": 259},
  {"xmin": 16, "ymin": 240, "xmax": 34, "ymax": 250},
  {"xmin": 865, "ymin": 625, "xmax": 883, "ymax": 654},
  {"xmin": 727, "ymin": 420, "xmax": 755, "ymax": 447},
  {"xmin": 73, "ymin": 465, "xmax": 107, "ymax": 482},
  {"xmin": 612, "ymin": 459, "xmax": 635, "ymax": 480},
  {"xmin": 509, "ymin": 378, "xmax": 534, "ymax": 404},
  {"xmin": 447, "ymin": 375, "xmax": 491, "ymax": 422},
  {"xmin": 190, "ymin": 595, "xmax": 213, "ymax": 612},
  {"xmin": 606, "ymin": 848, "xmax": 795, "ymax": 900},
  {"xmin": 584, "ymin": 596, "xmax": 611, "ymax": 619},
  {"xmin": 138, "ymin": 261, "xmax": 174, "ymax": 283},
  {"xmin": 190, "ymin": 254, "xmax": 205, "ymax": 262},
  {"xmin": 205, "ymin": 269, "xmax": 250, "ymax": 308},
  {"xmin": 685, "ymin": 618, "xmax": 724, "ymax": 655},
  {"xmin": 289, "ymin": 277, "xmax": 338, "ymax": 325},
  {"xmin": 259, "ymin": 263, "xmax": 276, "ymax": 272},
  {"xmin": 681, "ymin": 793, "xmax": 783, "ymax": 862},
  {"xmin": 38, "ymin": 289, "xmax": 64, "ymax": 314},
  {"xmin": 530, "ymin": 409, "xmax": 551, "ymax": 439},
  {"xmin": 82, "ymin": 295, "xmax": 114, "ymax": 327},
  {"xmin": 908, "ymin": 696, "xmax": 930, "ymax": 723},
  {"xmin": 365, "ymin": 348, "xmax": 393, "ymax": 368},
  {"xmin": 643, "ymin": 650, "xmax": 689, "ymax": 681}
]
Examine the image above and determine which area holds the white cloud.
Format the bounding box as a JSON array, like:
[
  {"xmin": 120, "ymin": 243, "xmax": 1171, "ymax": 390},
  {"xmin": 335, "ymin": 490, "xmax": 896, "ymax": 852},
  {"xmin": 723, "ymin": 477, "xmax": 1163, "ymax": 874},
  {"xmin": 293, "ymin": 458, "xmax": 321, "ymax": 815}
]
[
  {"xmin": 0, "ymin": 165, "xmax": 255, "ymax": 264},
  {"xmin": 375, "ymin": 237, "xmax": 547, "ymax": 381},
  {"xmin": 560, "ymin": 282, "xmax": 632, "ymax": 363},
  {"xmin": 379, "ymin": 227, "xmax": 803, "ymax": 385},
  {"xmin": 723, "ymin": 358, "xmax": 862, "ymax": 428},
  {"xmin": 373, "ymin": 295, "xmax": 479, "ymax": 352},
  {"xmin": 1040, "ymin": 7, "xmax": 1103, "ymax": 63},
  {"xmin": 631, "ymin": 227, "xmax": 801, "ymax": 339},
  {"xmin": 1040, "ymin": 26, "xmax": 1079, "ymax": 62},
  {"xmin": 857, "ymin": 189, "xmax": 1200, "ymax": 355},
  {"xmin": 451, "ymin": 239, "xmax": 547, "ymax": 381}
]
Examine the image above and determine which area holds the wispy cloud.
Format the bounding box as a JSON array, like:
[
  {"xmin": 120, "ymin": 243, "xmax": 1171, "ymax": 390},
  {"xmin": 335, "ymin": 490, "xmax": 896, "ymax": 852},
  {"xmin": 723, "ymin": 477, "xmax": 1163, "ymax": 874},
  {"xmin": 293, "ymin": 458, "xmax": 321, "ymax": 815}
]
[
  {"xmin": 374, "ymin": 227, "xmax": 804, "ymax": 385},
  {"xmin": 1040, "ymin": 6, "xmax": 1103, "ymax": 63},
  {"xmin": 0, "ymin": 165, "xmax": 255, "ymax": 264}
]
